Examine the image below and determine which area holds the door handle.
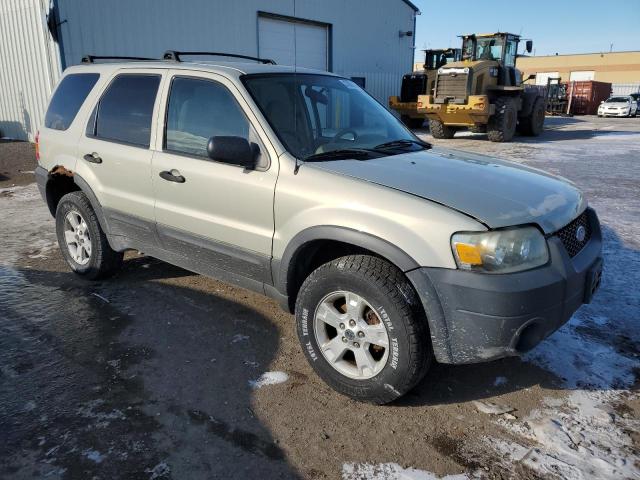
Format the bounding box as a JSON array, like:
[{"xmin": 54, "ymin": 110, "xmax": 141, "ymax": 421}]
[
  {"xmin": 159, "ymin": 169, "xmax": 186, "ymax": 183},
  {"xmin": 83, "ymin": 153, "xmax": 102, "ymax": 164}
]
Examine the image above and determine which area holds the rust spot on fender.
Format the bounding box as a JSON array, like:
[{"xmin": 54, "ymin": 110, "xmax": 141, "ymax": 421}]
[{"xmin": 49, "ymin": 165, "xmax": 74, "ymax": 177}]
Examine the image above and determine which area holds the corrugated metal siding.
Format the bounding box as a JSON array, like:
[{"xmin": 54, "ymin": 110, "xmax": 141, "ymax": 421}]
[
  {"xmin": 56, "ymin": 0, "xmax": 415, "ymax": 103},
  {"xmin": 612, "ymin": 83, "xmax": 640, "ymax": 95},
  {"xmin": 0, "ymin": 0, "xmax": 61, "ymax": 141}
]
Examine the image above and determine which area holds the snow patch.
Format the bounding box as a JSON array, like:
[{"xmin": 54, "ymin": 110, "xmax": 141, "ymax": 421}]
[
  {"xmin": 493, "ymin": 376, "xmax": 508, "ymax": 386},
  {"xmin": 342, "ymin": 463, "xmax": 472, "ymax": 480},
  {"xmin": 489, "ymin": 389, "xmax": 639, "ymax": 479},
  {"xmin": 488, "ymin": 309, "xmax": 640, "ymax": 479},
  {"xmin": 524, "ymin": 311, "xmax": 636, "ymax": 389},
  {"xmin": 249, "ymin": 371, "xmax": 289, "ymax": 389},
  {"xmin": 146, "ymin": 461, "xmax": 171, "ymax": 479},
  {"xmin": 82, "ymin": 449, "xmax": 105, "ymax": 463},
  {"xmin": 231, "ymin": 334, "xmax": 250, "ymax": 344}
]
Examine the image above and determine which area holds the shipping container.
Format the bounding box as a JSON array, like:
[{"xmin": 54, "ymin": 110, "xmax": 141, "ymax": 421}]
[{"xmin": 567, "ymin": 80, "xmax": 612, "ymax": 115}]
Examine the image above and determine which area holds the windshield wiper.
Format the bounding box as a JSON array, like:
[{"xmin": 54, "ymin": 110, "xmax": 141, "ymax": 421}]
[
  {"xmin": 373, "ymin": 139, "xmax": 432, "ymax": 151},
  {"xmin": 303, "ymin": 148, "xmax": 383, "ymax": 162}
]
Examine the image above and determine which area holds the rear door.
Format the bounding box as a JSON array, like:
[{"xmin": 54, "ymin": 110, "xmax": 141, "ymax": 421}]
[
  {"xmin": 76, "ymin": 69, "xmax": 164, "ymax": 247},
  {"xmin": 151, "ymin": 70, "xmax": 278, "ymax": 283}
]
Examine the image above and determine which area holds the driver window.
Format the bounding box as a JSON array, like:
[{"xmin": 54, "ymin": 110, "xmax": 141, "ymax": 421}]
[{"xmin": 165, "ymin": 77, "xmax": 253, "ymax": 159}]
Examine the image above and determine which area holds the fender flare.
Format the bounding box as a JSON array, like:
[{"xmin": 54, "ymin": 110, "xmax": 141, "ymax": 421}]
[
  {"xmin": 72, "ymin": 174, "xmax": 113, "ymax": 239},
  {"xmin": 275, "ymin": 225, "xmax": 421, "ymax": 296}
]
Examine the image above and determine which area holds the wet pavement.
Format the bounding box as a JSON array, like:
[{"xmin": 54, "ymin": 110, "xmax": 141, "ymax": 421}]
[{"xmin": 1, "ymin": 116, "xmax": 639, "ymax": 479}]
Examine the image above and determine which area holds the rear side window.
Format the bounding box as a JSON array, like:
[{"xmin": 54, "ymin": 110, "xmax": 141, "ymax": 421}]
[
  {"xmin": 45, "ymin": 73, "xmax": 99, "ymax": 131},
  {"xmin": 90, "ymin": 74, "xmax": 161, "ymax": 147},
  {"xmin": 165, "ymin": 77, "xmax": 249, "ymax": 157}
]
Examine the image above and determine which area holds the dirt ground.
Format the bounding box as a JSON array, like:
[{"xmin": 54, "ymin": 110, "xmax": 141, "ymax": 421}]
[
  {"xmin": 0, "ymin": 139, "xmax": 37, "ymax": 188},
  {"xmin": 0, "ymin": 116, "xmax": 638, "ymax": 480}
]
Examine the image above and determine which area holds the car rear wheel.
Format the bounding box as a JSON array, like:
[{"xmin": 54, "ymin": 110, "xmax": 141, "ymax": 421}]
[
  {"xmin": 295, "ymin": 255, "xmax": 431, "ymax": 404},
  {"xmin": 56, "ymin": 191, "xmax": 123, "ymax": 280}
]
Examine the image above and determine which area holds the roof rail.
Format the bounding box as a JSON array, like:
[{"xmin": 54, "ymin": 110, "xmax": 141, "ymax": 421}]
[
  {"xmin": 163, "ymin": 50, "xmax": 276, "ymax": 65},
  {"xmin": 81, "ymin": 55, "xmax": 156, "ymax": 63}
]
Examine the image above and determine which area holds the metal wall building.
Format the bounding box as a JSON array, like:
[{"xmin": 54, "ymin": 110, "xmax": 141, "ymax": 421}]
[
  {"xmin": 1, "ymin": 0, "xmax": 419, "ymax": 141},
  {"xmin": 0, "ymin": 0, "xmax": 62, "ymax": 141}
]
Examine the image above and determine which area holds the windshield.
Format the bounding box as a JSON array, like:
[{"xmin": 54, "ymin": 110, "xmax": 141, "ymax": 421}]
[
  {"xmin": 606, "ymin": 97, "xmax": 630, "ymax": 103},
  {"xmin": 476, "ymin": 37, "xmax": 504, "ymax": 61},
  {"xmin": 242, "ymin": 74, "xmax": 417, "ymax": 159}
]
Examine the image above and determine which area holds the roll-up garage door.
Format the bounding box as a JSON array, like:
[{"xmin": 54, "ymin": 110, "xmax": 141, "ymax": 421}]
[{"xmin": 258, "ymin": 16, "xmax": 328, "ymax": 71}]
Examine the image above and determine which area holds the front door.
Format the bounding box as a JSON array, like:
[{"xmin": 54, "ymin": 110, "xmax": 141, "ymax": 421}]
[{"xmin": 151, "ymin": 71, "xmax": 278, "ymax": 283}]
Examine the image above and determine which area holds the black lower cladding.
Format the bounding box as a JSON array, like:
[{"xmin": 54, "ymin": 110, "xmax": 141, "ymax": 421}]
[{"xmin": 407, "ymin": 208, "xmax": 603, "ymax": 364}]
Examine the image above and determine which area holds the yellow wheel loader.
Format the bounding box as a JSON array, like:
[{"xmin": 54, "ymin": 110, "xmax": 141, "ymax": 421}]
[
  {"xmin": 389, "ymin": 48, "xmax": 461, "ymax": 128},
  {"xmin": 417, "ymin": 33, "xmax": 545, "ymax": 142}
]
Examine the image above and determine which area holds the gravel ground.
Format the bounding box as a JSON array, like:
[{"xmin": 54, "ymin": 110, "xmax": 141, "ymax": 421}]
[{"xmin": 0, "ymin": 116, "xmax": 638, "ymax": 480}]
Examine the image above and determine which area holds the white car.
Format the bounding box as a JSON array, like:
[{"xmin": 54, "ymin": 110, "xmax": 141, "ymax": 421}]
[{"xmin": 598, "ymin": 95, "xmax": 638, "ymax": 117}]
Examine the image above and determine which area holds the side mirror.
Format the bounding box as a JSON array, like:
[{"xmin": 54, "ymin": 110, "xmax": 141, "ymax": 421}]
[
  {"xmin": 207, "ymin": 136, "xmax": 258, "ymax": 169},
  {"xmin": 525, "ymin": 40, "xmax": 533, "ymax": 53},
  {"xmin": 524, "ymin": 74, "xmax": 536, "ymax": 83}
]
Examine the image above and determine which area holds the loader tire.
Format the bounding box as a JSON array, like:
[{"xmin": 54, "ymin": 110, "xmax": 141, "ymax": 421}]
[
  {"xmin": 487, "ymin": 97, "xmax": 517, "ymax": 142},
  {"xmin": 428, "ymin": 119, "xmax": 455, "ymax": 139},
  {"xmin": 518, "ymin": 97, "xmax": 546, "ymax": 136}
]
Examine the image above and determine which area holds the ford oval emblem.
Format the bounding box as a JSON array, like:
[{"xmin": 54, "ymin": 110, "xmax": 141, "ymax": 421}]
[{"xmin": 576, "ymin": 225, "xmax": 586, "ymax": 242}]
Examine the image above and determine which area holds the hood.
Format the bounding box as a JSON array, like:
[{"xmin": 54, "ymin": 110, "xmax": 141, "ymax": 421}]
[{"xmin": 309, "ymin": 148, "xmax": 586, "ymax": 234}]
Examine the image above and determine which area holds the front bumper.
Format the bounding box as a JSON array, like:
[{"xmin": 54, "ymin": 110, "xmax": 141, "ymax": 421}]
[
  {"xmin": 416, "ymin": 94, "xmax": 495, "ymax": 126},
  {"xmin": 407, "ymin": 208, "xmax": 603, "ymax": 364},
  {"xmin": 388, "ymin": 96, "xmax": 422, "ymax": 119},
  {"xmin": 599, "ymin": 110, "xmax": 629, "ymax": 117}
]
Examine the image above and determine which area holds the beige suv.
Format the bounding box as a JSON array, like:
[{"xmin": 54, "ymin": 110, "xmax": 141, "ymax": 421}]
[{"xmin": 36, "ymin": 52, "xmax": 603, "ymax": 404}]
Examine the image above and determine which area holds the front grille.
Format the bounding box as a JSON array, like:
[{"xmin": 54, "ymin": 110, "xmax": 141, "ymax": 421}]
[
  {"xmin": 400, "ymin": 74, "xmax": 427, "ymax": 102},
  {"xmin": 555, "ymin": 211, "xmax": 591, "ymax": 257},
  {"xmin": 434, "ymin": 72, "xmax": 468, "ymax": 102}
]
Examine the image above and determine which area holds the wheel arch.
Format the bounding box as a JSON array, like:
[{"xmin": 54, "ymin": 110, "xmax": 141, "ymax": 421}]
[
  {"xmin": 41, "ymin": 167, "xmax": 114, "ymax": 248},
  {"xmin": 274, "ymin": 226, "xmax": 421, "ymax": 312}
]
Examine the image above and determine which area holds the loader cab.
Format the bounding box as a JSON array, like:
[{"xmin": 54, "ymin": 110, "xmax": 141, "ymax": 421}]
[
  {"xmin": 460, "ymin": 33, "xmax": 522, "ymax": 68},
  {"xmin": 460, "ymin": 33, "xmax": 529, "ymax": 87},
  {"xmin": 424, "ymin": 48, "xmax": 462, "ymax": 70}
]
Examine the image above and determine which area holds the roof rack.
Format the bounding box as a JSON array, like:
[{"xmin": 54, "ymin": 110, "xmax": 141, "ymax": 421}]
[
  {"xmin": 163, "ymin": 50, "xmax": 276, "ymax": 65},
  {"xmin": 81, "ymin": 55, "xmax": 156, "ymax": 63}
]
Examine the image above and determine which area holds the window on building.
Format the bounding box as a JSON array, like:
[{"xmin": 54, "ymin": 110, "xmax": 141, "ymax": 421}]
[
  {"xmin": 165, "ymin": 77, "xmax": 250, "ymax": 158},
  {"xmin": 92, "ymin": 74, "xmax": 160, "ymax": 147},
  {"xmin": 45, "ymin": 73, "xmax": 100, "ymax": 131}
]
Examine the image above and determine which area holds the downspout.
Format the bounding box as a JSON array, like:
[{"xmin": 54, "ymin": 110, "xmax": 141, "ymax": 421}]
[
  {"xmin": 411, "ymin": 11, "xmax": 417, "ymax": 72},
  {"xmin": 51, "ymin": 0, "xmax": 66, "ymax": 70}
]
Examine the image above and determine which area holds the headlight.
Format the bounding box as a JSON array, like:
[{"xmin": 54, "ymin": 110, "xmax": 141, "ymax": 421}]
[{"xmin": 451, "ymin": 226, "xmax": 549, "ymax": 273}]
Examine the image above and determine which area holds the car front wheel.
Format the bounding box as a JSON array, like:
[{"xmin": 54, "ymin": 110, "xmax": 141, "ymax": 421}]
[{"xmin": 295, "ymin": 255, "xmax": 431, "ymax": 404}]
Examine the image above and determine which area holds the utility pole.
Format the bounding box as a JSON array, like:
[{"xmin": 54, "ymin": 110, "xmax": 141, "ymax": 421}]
[{"xmin": 610, "ymin": 43, "xmax": 613, "ymax": 53}]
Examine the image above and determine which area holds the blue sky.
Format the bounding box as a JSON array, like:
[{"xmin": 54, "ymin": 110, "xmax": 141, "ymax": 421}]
[{"xmin": 412, "ymin": 0, "xmax": 640, "ymax": 61}]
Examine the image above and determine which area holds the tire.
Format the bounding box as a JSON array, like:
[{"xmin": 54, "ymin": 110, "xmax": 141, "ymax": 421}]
[
  {"xmin": 55, "ymin": 191, "xmax": 123, "ymax": 280},
  {"xmin": 400, "ymin": 115, "xmax": 424, "ymax": 129},
  {"xmin": 428, "ymin": 119, "xmax": 455, "ymax": 139},
  {"xmin": 487, "ymin": 97, "xmax": 518, "ymax": 142},
  {"xmin": 295, "ymin": 255, "xmax": 432, "ymax": 404},
  {"xmin": 468, "ymin": 125, "xmax": 487, "ymax": 134},
  {"xmin": 517, "ymin": 97, "xmax": 545, "ymax": 136}
]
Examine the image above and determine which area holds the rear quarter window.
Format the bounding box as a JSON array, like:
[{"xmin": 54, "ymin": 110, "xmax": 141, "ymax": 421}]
[{"xmin": 44, "ymin": 73, "xmax": 100, "ymax": 131}]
